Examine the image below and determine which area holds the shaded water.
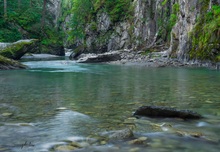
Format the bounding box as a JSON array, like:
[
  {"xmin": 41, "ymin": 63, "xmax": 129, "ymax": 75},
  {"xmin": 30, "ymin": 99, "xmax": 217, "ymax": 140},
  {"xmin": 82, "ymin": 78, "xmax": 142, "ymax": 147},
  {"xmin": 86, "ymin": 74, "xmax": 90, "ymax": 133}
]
[{"xmin": 0, "ymin": 59, "xmax": 220, "ymax": 152}]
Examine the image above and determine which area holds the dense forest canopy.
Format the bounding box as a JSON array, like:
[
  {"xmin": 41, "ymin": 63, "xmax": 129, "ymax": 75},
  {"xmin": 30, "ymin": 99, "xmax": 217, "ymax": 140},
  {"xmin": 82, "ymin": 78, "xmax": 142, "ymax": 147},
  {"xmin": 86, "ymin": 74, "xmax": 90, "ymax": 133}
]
[{"xmin": 0, "ymin": 0, "xmax": 62, "ymax": 52}]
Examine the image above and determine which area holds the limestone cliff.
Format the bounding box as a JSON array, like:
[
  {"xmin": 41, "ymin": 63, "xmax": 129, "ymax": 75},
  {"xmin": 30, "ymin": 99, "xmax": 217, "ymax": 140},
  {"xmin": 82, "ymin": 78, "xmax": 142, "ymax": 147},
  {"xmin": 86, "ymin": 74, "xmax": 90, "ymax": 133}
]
[{"xmin": 59, "ymin": 0, "xmax": 220, "ymax": 61}]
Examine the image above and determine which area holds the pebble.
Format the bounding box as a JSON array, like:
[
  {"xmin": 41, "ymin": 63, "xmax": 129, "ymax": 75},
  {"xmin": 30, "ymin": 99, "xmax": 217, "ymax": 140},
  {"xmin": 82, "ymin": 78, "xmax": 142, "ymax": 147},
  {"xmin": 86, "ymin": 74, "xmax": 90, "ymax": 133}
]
[
  {"xmin": 129, "ymin": 147, "xmax": 140, "ymax": 152},
  {"xmin": 55, "ymin": 145, "xmax": 77, "ymax": 151},
  {"xmin": 128, "ymin": 137, "xmax": 148, "ymax": 145},
  {"xmin": 56, "ymin": 107, "xmax": 68, "ymax": 110},
  {"xmin": 2, "ymin": 113, "xmax": 13, "ymax": 117}
]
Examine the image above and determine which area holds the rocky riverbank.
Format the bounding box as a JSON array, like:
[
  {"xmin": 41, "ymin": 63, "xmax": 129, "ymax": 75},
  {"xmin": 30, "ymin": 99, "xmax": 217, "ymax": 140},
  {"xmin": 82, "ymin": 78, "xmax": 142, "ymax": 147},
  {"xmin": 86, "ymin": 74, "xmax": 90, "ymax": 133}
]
[
  {"xmin": 0, "ymin": 55, "xmax": 27, "ymax": 70},
  {"xmin": 71, "ymin": 49, "xmax": 220, "ymax": 70},
  {"xmin": 107, "ymin": 50, "xmax": 220, "ymax": 70}
]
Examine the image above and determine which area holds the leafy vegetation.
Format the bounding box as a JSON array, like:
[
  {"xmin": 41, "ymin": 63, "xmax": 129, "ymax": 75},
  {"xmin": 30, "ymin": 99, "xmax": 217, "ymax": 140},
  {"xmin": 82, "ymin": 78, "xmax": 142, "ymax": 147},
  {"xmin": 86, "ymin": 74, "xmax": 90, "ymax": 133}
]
[
  {"xmin": 157, "ymin": 1, "xmax": 180, "ymax": 42},
  {"xmin": 0, "ymin": 0, "xmax": 63, "ymax": 54},
  {"xmin": 190, "ymin": 4, "xmax": 220, "ymax": 61},
  {"xmin": 68, "ymin": 0, "xmax": 133, "ymax": 42},
  {"xmin": 67, "ymin": 0, "xmax": 94, "ymax": 42},
  {"xmin": 168, "ymin": 3, "xmax": 180, "ymax": 37}
]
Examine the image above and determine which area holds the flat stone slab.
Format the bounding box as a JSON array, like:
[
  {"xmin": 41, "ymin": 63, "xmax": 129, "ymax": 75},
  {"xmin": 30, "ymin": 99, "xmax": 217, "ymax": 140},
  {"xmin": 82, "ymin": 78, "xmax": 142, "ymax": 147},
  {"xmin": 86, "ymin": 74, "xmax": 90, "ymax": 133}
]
[
  {"xmin": 76, "ymin": 51, "xmax": 121, "ymax": 63},
  {"xmin": 133, "ymin": 106, "xmax": 202, "ymax": 119}
]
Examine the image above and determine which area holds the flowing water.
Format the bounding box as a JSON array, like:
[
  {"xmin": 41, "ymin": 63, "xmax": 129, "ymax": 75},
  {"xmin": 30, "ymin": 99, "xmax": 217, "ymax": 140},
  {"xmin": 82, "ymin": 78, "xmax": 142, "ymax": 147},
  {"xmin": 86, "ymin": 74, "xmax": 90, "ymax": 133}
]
[{"xmin": 0, "ymin": 59, "xmax": 220, "ymax": 152}]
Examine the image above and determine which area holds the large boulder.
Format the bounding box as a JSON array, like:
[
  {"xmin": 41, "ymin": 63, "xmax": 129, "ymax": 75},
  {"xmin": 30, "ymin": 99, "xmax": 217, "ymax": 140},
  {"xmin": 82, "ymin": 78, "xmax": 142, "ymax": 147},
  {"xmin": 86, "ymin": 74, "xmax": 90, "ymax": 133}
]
[
  {"xmin": 0, "ymin": 55, "xmax": 27, "ymax": 70},
  {"xmin": 133, "ymin": 106, "xmax": 202, "ymax": 119},
  {"xmin": 0, "ymin": 39, "xmax": 38, "ymax": 60},
  {"xmin": 76, "ymin": 51, "xmax": 121, "ymax": 63}
]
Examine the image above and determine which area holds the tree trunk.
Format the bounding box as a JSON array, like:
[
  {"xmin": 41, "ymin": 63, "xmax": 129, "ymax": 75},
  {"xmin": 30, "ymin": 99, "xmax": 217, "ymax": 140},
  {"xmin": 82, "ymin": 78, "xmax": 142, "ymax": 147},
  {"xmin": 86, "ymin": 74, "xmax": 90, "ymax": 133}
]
[
  {"xmin": 4, "ymin": 0, "xmax": 7, "ymax": 18},
  {"xmin": 41, "ymin": 0, "xmax": 46, "ymax": 32},
  {"xmin": 30, "ymin": 0, "xmax": 32, "ymax": 7},
  {"xmin": 18, "ymin": 0, "xmax": 21, "ymax": 10}
]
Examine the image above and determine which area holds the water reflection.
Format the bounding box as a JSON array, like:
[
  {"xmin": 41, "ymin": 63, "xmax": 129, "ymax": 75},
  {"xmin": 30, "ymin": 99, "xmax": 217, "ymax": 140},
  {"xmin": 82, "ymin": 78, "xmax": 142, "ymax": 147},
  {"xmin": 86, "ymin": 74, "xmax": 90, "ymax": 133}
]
[{"xmin": 0, "ymin": 61, "xmax": 220, "ymax": 151}]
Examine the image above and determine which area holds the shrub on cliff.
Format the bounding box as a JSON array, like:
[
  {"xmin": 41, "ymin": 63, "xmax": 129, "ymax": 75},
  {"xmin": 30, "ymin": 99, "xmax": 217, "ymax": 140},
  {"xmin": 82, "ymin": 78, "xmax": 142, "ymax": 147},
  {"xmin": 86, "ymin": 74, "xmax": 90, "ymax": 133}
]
[{"xmin": 190, "ymin": 4, "xmax": 220, "ymax": 61}]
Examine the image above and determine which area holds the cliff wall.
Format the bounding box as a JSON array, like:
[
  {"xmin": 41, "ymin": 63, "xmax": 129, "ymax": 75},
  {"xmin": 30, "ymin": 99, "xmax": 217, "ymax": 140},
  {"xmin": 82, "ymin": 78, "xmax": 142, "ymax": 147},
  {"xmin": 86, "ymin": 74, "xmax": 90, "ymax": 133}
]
[{"xmin": 59, "ymin": 0, "xmax": 220, "ymax": 61}]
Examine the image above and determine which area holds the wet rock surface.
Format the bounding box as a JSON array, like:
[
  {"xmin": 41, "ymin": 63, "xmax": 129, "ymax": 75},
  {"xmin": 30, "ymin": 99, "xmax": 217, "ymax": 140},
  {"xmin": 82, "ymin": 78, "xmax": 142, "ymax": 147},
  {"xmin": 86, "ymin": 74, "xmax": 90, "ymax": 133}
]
[
  {"xmin": 71, "ymin": 48, "xmax": 220, "ymax": 70},
  {"xmin": 133, "ymin": 106, "xmax": 203, "ymax": 119},
  {"xmin": 76, "ymin": 51, "xmax": 121, "ymax": 63},
  {"xmin": 108, "ymin": 128, "xmax": 134, "ymax": 140},
  {"xmin": 0, "ymin": 55, "xmax": 27, "ymax": 70}
]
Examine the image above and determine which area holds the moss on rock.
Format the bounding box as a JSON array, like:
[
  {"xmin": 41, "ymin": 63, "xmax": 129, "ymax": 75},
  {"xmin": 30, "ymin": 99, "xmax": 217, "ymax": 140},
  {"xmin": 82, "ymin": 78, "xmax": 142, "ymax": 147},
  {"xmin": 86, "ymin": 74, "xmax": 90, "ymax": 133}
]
[
  {"xmin": 0, "ymin": 55, "xmax": 27, "ymax": 70},
  {"xmin": 0, "ymin": 39, "xmax": 38, "ymax": 60}
]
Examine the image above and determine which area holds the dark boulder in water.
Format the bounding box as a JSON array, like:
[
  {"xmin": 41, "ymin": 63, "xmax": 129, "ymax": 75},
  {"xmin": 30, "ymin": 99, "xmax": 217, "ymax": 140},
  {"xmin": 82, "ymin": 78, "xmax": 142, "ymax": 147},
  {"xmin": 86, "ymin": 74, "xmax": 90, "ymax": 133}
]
[{"xmin": 133, "ymin": 106, "xmax": 202, "ymax": 119}]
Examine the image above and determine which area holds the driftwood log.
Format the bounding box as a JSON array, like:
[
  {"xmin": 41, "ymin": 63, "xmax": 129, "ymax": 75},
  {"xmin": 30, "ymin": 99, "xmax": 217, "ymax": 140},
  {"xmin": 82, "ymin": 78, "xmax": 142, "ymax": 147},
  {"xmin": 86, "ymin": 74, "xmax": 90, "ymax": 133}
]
[{"xmin": 133, "ymin": 106, "xmax": 202, "ymax": 119}]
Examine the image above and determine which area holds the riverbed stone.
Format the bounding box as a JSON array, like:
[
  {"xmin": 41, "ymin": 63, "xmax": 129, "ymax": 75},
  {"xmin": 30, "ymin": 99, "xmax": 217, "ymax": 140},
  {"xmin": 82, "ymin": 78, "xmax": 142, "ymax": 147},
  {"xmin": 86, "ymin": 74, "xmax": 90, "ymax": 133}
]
[
  {"xmin": 1, "ymin": 113, "xmax": 13, "ymax": 117},
  {"xmin": 128, "ymin": 137, "xmax": 148, "ymax": 145},
  {"xmin": 56, "ymin": 107, "xmax": 68, "ymax": 110},
  {"xmin": 133, "ymin": 106, "xmax": 203, "ymax": 119},
  {"xmin": 55, "ymin": 145, "xmax": 77, "ymax": 151},
  {"xmin": 109, "ymin": 128, "xmax": 134, "ymax": 140}
]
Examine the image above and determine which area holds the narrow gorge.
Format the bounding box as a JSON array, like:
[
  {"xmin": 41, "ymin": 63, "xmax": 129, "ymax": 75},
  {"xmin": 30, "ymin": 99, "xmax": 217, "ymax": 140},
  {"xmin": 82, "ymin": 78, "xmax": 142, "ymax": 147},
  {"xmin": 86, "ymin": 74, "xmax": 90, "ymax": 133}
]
[{"xmin": 58, "ymin": 0, "xmax": 220, "ymax": 63}]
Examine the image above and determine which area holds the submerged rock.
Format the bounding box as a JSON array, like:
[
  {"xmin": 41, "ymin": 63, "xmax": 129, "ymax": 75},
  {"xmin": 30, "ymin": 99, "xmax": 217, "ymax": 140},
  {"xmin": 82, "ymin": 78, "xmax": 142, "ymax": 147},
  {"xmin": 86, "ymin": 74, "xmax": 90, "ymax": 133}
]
[
  {"xmin": 109, "ymin": 128, "xmax": 134, "ymax": 140},
  {"xmin": 128, "ymin": 137, "xmax": 148, "ymax": 145},
  {"xmin": 55, "ymin": 145, "xmax": 77, "ymax": 151},
  {"xmin": 133, "ymin": 106, "xmax": 202, "ymax": 119}
]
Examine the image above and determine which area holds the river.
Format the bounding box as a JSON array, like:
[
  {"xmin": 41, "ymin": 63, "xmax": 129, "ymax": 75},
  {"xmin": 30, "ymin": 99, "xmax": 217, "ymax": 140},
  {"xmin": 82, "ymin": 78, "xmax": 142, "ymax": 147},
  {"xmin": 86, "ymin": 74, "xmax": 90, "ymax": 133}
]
[{"xmin": 0, "ymin": 59, "xmax": 220, "ymax": 152}]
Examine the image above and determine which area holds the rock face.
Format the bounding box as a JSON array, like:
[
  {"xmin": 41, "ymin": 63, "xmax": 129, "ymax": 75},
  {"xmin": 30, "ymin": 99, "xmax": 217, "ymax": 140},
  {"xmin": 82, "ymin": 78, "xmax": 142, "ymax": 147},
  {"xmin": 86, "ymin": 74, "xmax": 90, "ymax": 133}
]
[
  {"xmin": 74, "ymin": 51, "xmax": 121, "ymax": 63},
  {"xmin": 41, "ymin": 45, "xmax": 65, "ymax": 56},
  {"xmin": 0, "ymin": 39, "xmax": 38, "ymax": 60},
  {"xmin": 133, "ymin": 106, "xmax": 202, "ymax": 119},
  {"xmin": 0, "ymin": 55, "xmax": 27, "ymax": 70},
  {"xmin": 61, "ymin": 0, "xmax": 219, "ymax": 62}
]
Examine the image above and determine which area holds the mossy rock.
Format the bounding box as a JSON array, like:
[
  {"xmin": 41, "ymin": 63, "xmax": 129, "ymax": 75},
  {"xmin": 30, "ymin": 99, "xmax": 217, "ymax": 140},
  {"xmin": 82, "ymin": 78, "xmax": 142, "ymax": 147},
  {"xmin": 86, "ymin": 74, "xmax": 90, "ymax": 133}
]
[
  {"xmin": 0, "ymin": 55, "xmax": 27, "ymax": 70},
  {"xmin": 0, "ymin": 39, "xmax": 38, "ymax": 60}
]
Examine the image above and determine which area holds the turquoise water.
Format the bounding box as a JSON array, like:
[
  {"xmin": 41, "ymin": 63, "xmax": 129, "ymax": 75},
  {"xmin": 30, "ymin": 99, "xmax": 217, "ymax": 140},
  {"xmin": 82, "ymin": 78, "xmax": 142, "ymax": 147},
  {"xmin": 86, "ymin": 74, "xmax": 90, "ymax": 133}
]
[{"xmin": 0, "ymin": 60, "xmax": 220, "ymax": 151}]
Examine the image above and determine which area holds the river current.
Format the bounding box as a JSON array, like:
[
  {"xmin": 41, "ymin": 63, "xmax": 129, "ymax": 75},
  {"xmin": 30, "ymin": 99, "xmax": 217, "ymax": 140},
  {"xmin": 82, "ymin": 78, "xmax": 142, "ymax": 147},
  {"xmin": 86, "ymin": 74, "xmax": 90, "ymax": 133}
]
[{"xmin": 0, "ymin": 59, "xmax": 220, "ymax": 152}]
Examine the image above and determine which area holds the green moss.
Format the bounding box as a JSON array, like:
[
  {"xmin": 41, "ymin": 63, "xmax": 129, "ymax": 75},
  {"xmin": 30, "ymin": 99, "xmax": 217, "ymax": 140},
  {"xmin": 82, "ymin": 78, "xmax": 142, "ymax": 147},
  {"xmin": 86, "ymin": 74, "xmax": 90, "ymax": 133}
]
[
  {"xmin": 172, "ymin": 3, "xmax": 180, "ymax": 14},
  {"xmin": 0, "ymin": 40, "xmax": 37, "ymax": 59},
  {"xmin": 0, "ymin": 55, "xmax": 26, "ymax": 69},
  {"xmin": 216, "ymin": 55, "xmax": 220, "ymax": 62},
  {"xmin": 90, "ymin": 22, "xmax": 98, "ymax": 31},
  {"xmin": 162, "ymin": 0, "xmax": 168, "ymax": 6},
  {"xmin": 190, "ymin": 5, "xmax": 220, "ymax": 60}
]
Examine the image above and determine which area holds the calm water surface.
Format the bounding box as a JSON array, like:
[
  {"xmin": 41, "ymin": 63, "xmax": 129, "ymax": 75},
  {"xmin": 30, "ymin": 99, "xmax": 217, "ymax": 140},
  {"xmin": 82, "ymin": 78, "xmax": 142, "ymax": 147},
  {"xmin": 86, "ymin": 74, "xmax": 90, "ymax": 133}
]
[{"xmin": 0, "ymin": 59, "xmax": 220, "ymax": 152}]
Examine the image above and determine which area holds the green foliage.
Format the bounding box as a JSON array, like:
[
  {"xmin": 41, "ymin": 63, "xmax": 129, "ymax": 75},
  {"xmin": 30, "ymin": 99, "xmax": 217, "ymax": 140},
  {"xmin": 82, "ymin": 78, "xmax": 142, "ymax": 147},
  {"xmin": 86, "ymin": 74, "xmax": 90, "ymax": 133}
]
[
  {"xmin": 90, "ymin": 21, "xmax": 97, "ymax": 31},
  {"xmin": 162, "ymin": 0, "xmax": 168, "ymax": 6},
  {"xmin": 190, "ymin": 5, "xmax": 220, "ymax": 60},
  {"xmin": 158, "ymin": 2, "xmax": 180, "ymax": 41},
  {"xmin": 168, "ymin": 3, "xmax": 179, "ymax": 30},
  {"xmin": 0, "ymin": 0, "xmax": 44, "ymax": 42},
  {"xmin": 172, "ymin": 3, "xmax": 180, "ymax": 14},
  {"xmin": 169, "ymin": 14, "xmax": 177, "ymax": 29},
  {"xmin": 68, "ymin": 0, "xmax": 133, "ymax": 42},
  {"xmin": 68, "ymin": 0, "xmax": 93, "ymax": 42},
  {"xmin": 0, "ymin": 0, "xmax": 64, "ymax": 52},
  {"xmin": 105, "ymin": 0, "xmax": 133, "ymax": 23},
  {"xmin": 41, "ymin": 28, "xmax": 63, "ymax": 46},
  {"xmin": 0, "ymin": 19, "xmax": 22, "ymax": 42}
]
